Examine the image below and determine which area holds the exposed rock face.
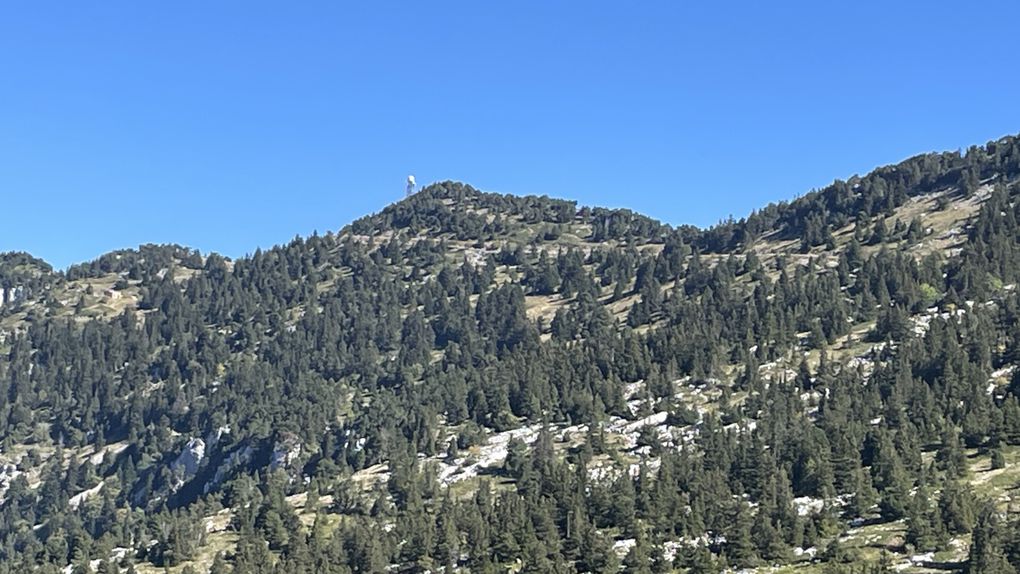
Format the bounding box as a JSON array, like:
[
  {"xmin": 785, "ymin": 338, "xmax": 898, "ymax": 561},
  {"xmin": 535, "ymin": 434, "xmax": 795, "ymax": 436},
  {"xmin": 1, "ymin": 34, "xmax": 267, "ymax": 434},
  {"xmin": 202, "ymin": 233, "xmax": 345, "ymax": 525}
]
[
  {"xmin": 172, "ymin": 437, "xmax": 206, "ymax": 478},
  {"xmin": 203, "ymin": 444, "xmax": 254, "ymax": 494},
  {"xmin": 207, "ymin": 425, "xmax": 230, "ymax": 448},
  {"xmin": 0, "ymin": 286, "xmax": 25, "ymax": 307},
  {"xmin": 69, "ymin": 482, "xmax": 104, "ymax": 510},
  {"xmin": 270, "ymin": 434, "xmax": 302, "ymax": 471},
  {"xmin": 0, "ymin": 461, "xmax": 21, "ymax": 500}
]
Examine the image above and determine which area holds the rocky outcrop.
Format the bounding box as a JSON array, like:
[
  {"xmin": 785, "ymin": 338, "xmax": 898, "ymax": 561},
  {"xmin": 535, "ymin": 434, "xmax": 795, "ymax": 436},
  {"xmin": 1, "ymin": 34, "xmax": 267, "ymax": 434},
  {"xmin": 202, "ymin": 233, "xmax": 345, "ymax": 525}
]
[
  {"xmin": 270, "ymin": 433, "xmax": 302, "ymax": 471},
  {"xmin": 171, "ymin": 437, "xmax": 206, "ymax": 479},
  {"xmin": 0, "ymin": 461, "xmax": 21, "ymax": 501},
  {"xmin": 0, "ymin": 286, "xmax": 25, "ymax": 307},
  {"xmin": 203, "ymin": 444, "xmax": 254, "ymax": 494}
]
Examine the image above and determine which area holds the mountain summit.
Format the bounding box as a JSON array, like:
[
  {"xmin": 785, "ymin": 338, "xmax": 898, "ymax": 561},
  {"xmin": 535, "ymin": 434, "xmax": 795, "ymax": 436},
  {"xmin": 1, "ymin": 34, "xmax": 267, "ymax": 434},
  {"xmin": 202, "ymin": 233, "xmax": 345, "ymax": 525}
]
[{"xmin": 2, "ymin": 134, "xmax": 1020, "ymax": 573}]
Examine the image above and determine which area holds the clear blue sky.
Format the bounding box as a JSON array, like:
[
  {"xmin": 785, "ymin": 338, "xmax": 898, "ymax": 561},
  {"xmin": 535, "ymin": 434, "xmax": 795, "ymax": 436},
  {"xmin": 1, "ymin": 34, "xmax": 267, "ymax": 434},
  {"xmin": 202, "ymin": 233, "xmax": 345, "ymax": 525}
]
[{"xmin": 3, "ymin": 2, "xmax": 1020, "ymax": 269}]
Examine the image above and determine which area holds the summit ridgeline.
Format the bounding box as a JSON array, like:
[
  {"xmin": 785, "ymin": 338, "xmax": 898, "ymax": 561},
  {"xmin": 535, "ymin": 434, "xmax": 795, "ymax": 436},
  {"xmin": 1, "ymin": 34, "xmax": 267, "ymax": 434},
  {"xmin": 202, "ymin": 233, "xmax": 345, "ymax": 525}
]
[{"xmin": 2, "ymin": 134, "xmax": 1020, "ymax": 573}]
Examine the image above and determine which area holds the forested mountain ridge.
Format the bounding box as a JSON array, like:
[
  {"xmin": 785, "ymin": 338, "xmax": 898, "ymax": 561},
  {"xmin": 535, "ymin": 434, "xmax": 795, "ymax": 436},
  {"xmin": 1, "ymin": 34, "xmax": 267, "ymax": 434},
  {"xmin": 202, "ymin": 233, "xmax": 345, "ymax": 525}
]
[{"xmin": 3, "ymin": 134, "xmax": 1020, "ymax": 573}]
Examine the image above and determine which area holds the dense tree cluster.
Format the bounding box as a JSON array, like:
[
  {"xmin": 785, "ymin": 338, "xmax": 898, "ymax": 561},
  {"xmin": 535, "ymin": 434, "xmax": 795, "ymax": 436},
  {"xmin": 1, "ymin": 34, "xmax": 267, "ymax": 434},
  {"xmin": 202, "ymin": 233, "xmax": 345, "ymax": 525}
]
[
  {"xmin": 0, "ymin": 252, "xmax": 54, "ymax": 310},
  {"xmin": 2, "ymin": 135, "xmax": 1020, "ymax": 572}
]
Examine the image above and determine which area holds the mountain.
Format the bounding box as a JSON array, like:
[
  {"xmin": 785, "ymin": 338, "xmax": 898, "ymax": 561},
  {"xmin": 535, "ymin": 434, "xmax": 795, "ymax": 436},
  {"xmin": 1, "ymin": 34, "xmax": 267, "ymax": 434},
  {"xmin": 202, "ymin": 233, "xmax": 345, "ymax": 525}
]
[{"xmin": 3, "ymin": 134, "xmax": 1020, "ymax": 573}]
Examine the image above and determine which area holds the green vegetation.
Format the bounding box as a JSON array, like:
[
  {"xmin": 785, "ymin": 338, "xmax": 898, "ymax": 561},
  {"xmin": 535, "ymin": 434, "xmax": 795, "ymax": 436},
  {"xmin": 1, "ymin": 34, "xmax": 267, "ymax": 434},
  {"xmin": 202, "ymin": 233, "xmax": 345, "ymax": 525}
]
[{"xmin": 2, "ymin": 135, "xmax": 1020, "ymax": 572}]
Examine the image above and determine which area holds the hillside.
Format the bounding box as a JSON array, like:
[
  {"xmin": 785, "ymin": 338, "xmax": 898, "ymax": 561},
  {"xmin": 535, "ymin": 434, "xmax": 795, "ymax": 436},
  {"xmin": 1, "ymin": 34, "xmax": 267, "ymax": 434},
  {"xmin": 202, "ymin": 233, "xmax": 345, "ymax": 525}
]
[{"xmin": 2, "ymin": 134, "xmax": 1020, "ymax": 573}]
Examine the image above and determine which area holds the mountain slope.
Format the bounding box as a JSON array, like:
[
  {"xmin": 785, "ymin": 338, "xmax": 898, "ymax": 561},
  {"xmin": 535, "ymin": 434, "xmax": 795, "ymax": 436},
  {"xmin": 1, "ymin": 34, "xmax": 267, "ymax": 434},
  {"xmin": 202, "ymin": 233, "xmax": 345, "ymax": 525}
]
[{"xmin": 2, "ymin": 134, "xmax": 1020, "ymax": 573}]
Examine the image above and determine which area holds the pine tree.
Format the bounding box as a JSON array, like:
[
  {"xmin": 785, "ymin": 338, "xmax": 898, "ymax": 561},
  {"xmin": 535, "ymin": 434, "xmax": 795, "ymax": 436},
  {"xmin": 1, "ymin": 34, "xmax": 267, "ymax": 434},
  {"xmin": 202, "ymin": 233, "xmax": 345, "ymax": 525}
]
[
  {"xmin": 940, "ymin": 479, "xmax": 977, "ymax": 535},
  {"xmin": 623, "ymin": 526, "xmax": 653, "ymax": 574},
  {"xmin": 969, "ymin": 505, "xmax": 1017, "ymax": 574},
  {"xmin": 906, "ymin": 486, "xmax": 939, "ymax": 552},
  {"xmin": 209, "ymin": 553, "xmax": 231, "ymax": 574},
  {"xmin": 724, "ymin": 501, "xmax": 758, "ymax": 568}
]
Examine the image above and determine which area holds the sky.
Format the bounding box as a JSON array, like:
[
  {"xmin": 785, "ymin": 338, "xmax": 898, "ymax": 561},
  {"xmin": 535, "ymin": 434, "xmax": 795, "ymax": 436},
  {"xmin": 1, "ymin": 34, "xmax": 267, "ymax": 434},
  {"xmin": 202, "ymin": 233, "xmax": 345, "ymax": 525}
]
[{"xmin": 3, "ymin": 2, "xmax": 1020, "ymax": 269}]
